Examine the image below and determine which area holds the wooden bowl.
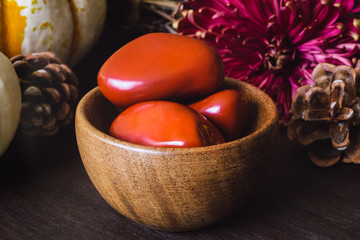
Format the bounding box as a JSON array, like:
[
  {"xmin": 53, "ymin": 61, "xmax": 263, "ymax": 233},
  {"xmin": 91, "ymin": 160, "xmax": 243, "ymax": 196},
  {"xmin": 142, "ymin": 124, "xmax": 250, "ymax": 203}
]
[{"xmin": 75, "ymin": 77, "xmax": 279, "ymax": 232}]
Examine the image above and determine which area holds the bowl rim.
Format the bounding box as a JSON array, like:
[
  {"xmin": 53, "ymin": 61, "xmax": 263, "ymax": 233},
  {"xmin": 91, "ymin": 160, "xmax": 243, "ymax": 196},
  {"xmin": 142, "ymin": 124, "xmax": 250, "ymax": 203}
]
[{"xmin": 76, "ymin": 77, "xmax": 278, "ymax": 154}]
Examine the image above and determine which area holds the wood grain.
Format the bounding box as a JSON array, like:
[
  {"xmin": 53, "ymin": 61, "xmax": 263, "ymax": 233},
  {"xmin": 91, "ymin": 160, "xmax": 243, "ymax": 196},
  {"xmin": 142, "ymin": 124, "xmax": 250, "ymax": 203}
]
[
  {"xmin": 2, "ymin": 127, "xmax": 360, "ymax": 239},
  {"xmin": 1, "ymin": 0, "xmax": 360, "ymax": 238},
  {"xmin": 75, "ymin": 78, "xmax": 278, "ymax": 231}
]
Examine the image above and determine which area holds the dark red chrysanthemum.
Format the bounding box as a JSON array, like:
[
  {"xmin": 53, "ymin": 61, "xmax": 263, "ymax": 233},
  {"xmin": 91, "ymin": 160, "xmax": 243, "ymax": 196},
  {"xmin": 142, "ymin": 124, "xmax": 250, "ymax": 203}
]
[{"xmin": 176, "ymin": 0, "xmax": 360, "ymax": 122}]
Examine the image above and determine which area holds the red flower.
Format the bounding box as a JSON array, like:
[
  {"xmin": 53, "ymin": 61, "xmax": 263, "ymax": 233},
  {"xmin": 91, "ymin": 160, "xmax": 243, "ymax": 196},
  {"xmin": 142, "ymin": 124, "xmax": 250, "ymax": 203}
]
[{"xmin": 176, "ymin": 0, "xmax": 360, "ymax": 122}]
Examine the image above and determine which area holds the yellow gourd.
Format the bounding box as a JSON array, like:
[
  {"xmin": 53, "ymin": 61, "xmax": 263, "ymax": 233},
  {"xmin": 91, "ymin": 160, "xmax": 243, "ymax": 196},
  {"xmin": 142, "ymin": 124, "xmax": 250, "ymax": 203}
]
[
  {"xmin": 0, "ymin": 52, "xmax": 21, "ymax": 157},
  {"xmin": 0, "ymin": 0, "xmax": 106, "ymax": 66}
]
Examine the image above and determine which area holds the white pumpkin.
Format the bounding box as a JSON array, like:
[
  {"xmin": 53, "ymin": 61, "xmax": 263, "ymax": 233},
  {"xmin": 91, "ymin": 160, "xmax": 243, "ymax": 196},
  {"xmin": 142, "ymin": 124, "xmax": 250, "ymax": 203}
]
[
  {"xmin": 0, "ymin": 52, "xmax": 21, "ymax": 157},
  {"xmin": 0, "ymin": 0, "xmax": 106, "ymax": 66}
]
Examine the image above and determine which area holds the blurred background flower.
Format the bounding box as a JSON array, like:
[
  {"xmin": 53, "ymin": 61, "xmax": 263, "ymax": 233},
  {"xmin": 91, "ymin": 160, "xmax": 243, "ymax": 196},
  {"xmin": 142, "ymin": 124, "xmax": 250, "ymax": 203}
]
[{"xmin": 138, "ymin": 0, "xmax": 360, "ymax": 123}]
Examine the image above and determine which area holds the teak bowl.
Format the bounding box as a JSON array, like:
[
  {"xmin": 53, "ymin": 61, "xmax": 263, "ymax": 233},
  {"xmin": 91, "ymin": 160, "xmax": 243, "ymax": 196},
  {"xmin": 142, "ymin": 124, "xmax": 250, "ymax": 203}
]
[{"xmin": 75, "ymin": 77, "xmax": 279, "ymax": 232}]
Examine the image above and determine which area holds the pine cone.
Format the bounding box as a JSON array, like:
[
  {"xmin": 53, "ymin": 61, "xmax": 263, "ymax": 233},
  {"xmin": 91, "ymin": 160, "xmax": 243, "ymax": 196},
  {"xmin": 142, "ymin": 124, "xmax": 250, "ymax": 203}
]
[
  {"xmin": 10, "ymin": 52, "xmax": 78, "ymax": 136},
  {"xmin": 287, "ymin": 63, "xmax": 360, "ymax": 167}
]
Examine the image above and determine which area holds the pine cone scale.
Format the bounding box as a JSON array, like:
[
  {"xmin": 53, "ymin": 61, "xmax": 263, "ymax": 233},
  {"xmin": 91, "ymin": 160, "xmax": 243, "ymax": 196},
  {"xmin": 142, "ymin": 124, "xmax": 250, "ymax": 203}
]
[
  {"xmin": 306, "ymin": 87, "xmax": 329, "ymax": 109},
  {"xmin": 54, "ymin": 102, "xmax": 71, "ymax": 122},
  {"xmin": 29, "ymin": 69, "xmax": 52, "ymax": 87},
  {"xmin": 23, "ymin": 86, "xmax": 42, "ymax": 100},
  {"xmin": 330, "ymin": 80, "xmax": 345, "ymax": 115},
  {"xmin": 45, "ymin": 63, "xmax": 67, "ymax": 82},
  {"xmin": 43, "ymin": 88, "xmax": 62, "ymax": 104},
  {"xmin": 42, "ymin": 116, "xmax": 57, "ymax": 130},
  {"xmin": 330, "ymin": 121, "xmax": 350, "ymax": 150},
  {"xmin": 12, "ymin": 60, "xmax": 35, "ymax": 78},
  {"xmin": 302, "ymin": 109, "xmax": 332, "ymax": 121}
]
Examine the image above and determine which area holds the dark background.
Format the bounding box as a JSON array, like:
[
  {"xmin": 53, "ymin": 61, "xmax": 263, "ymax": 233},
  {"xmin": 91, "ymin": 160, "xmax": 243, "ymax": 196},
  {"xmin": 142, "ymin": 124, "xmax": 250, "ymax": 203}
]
[{"xmin": 1, "ymin": 1, "xmax": 360, "ymax": 239}]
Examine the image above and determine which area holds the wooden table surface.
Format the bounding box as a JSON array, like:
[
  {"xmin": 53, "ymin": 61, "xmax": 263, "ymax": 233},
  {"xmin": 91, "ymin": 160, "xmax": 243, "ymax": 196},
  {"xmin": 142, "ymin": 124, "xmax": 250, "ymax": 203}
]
[{"xmin": 2, "ymin": 2, "xmax": 360, "ymax": 239}]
